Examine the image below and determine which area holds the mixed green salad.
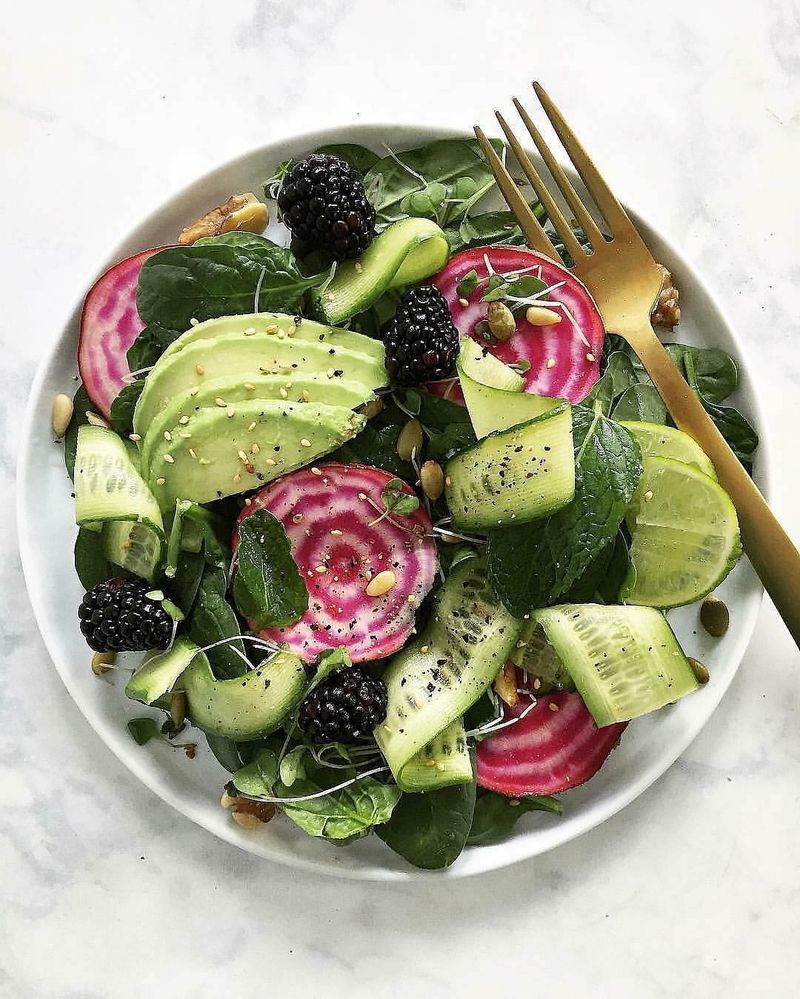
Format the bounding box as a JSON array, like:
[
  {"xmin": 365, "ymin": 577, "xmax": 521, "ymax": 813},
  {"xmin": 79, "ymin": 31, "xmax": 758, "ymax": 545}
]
[{"xmin": 57, "ymin": 137, "xmax": 756, "ymax": 869}]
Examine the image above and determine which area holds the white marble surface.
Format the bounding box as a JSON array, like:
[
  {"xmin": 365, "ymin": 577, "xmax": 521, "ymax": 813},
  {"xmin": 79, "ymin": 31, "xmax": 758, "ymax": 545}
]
[{"xmin": 3, "ymin": 0, "xmax": 800, "ymax": 995}]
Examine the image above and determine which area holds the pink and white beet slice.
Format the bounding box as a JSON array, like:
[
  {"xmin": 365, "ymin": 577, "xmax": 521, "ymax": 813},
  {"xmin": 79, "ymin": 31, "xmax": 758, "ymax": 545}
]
[
  {"xmin": 78, "ymin": 247, "xmax": 163, "ymax": 418},
  {"xmin": 236, "ymin": 464, "xmax": 437, "ymax": 664},
  {"xmin": 430, "ymin": 245, "xmax": 605, "ymax": 404},
  {"xmin": 476, "ymin": 691, "xmax": 627, "ymax": 796}
]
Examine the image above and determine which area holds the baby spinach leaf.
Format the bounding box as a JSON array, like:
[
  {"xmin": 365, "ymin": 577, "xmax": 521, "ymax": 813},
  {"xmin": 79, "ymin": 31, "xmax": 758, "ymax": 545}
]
[
  {"xmin": 596, "ymin": 532, "xmax": 632, "ymax": 604},
  {"xmin": 363, "ymin": 138, "xmax": 504, "ymax": 225},
  {"xmin": 74, "ymin": 527, "xmax": 113, "ymax": 590},
  {"xmin": 278, "ymin": 745, "xmax": 309, "ymax": 788},
  {"xmin": 169, "ymin": 550, "xmax": 206, "ymax": 616},
  {"xmin": 444, "ymin": 210, "xmax": 526, "ymax": 254},
  {"xmin": 330, "ymin": 404, "xmax": 415, "ymax": 479},
  {"xmin": 233, "ymin": 746, "xmax": 281, "ymax": 794},
  {"xmin": 127, "ymin": 717, "xmax": 162, "ymax": 746},
  {"xmin": 376, "ymin": 773, "xmax": 477, "ymax": 869},
  {"xmin": 467, "ymin": 791, "xmax": 562, "ymax": 847},
  {"xmin": 585, "ymin": 351, "xmax": 638, "ymax": 415},
  {"xmin": 135, "ymin": 234, "xmax": 322, "ymax": 356},
  {"xmin": 126, "ymin": 323, "xmax": 178, "ymax": 372},
  {"xmin": 63, "ymin": 384, "xmax": 92, "ymax": 480},
  {"xmin": 456, "ymin": 269, "xmax": 479, "ymax": 299},
  {"xmin": 233, "ymin": 509, "xmax": 308, "ymax": 630},
  {"xmin": 488, "ymin": 405, "xmax": 643, "ymax": 615},
  {"xmin": 381, "ymin": 477, "xmax": 420, "ymax": 517},
  {"xmin": 205, "ymin": 734, "xmax": 256, "ymax": 774},
  {"xmin": 416, "ymin": 388, "xmax": 476, "ymax": 459},
  {"xmin": 315, "ymin": 142, "xmax": 380, "ymax": 175},
  {"xmin": 611, "ymin": 383, "xmax": 668, "ymax": 424},
  {"xmin": 186, "ymin": 565, "xmax": 246, "ymax": 679},
  {"xmin": 310, "ymin": 647, "xmax": 353, "ymax": 692},
  {"xmin": 109, "ymin": 381, "xmax": 144, "ymax": 434}
]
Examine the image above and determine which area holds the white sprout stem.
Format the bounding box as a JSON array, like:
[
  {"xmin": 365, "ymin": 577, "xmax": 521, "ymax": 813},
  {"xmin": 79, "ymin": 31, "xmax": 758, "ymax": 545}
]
[
  {"xmin": 122, "ymin": 366, "xmax": 155, "ymax": 384},
  {"xmin": 381, "ymin": 144, "xmax": 427, "ymax": 188},
  {"xmin": 504, "ymin": 280, "xmax": 568, "ymax": 305},
  {"xmin": 468, "ymin": 695, "xmax": 538, "ymax": 739},
  {"xmin": 432, "ymin": 525, "xmax": 487, "ymax": 546},
  {"xmin": 240, "ymin": 764, "xmax": 391, "ymax": 804},
  {"xmin": 253, "ymin": 265, "xmax": 267, "ymax": 313}
]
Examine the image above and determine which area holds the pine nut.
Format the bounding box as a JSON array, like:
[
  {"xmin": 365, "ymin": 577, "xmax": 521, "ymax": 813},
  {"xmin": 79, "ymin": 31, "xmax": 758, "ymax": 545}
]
[
  {"xmin": 526, "ymin": 305, "xmax": 561, "ymax": 326},
  {"xmin": 366, "ymin": 570, "xmax": 397, "ymax": 597},
  {"xmin": 86, "ymin": 411, "xmax": 110, "ymax": 428},
  {"xmin": 51, "ymin": 394, "xmax": 73, "ymax": 437}
]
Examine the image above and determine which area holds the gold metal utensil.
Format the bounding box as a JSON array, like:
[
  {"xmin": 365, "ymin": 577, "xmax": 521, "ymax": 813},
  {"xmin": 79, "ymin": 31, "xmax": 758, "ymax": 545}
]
[{"xmin": 474, "ymin": 82, "xmax": 800, "ymax": 647}]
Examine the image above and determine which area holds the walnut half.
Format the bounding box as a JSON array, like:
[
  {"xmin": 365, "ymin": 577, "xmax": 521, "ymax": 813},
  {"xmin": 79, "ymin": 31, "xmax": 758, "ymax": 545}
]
[
  {"xmin": 652, "ymin": 264, "xmax": 681, "ymax": 330},
  {"xmin": 179, "ymin": 193, "xmax": 269, "ymax": 245}
]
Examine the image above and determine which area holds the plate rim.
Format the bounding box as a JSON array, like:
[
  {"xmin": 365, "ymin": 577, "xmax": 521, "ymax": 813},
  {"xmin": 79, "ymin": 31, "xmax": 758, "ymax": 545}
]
[{"xmin": 16, "ymin": 121, "xmax": 769, "ymax": 881}]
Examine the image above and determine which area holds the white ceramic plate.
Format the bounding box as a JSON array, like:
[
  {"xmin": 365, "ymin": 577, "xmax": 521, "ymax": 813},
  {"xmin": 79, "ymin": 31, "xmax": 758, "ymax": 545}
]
[{"xmin": 18, "ymin": 124, "xmax": 766, "ymax": 881}]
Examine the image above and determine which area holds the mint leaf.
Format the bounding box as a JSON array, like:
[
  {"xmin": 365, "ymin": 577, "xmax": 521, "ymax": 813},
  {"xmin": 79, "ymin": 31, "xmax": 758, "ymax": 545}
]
[
  {"xmin": 233, "ymin": 509, "xmax": 308, "ymax": 630},
  {"xmin": 487, "ymin": 405, "xmax": 643, "ymax": 615}
]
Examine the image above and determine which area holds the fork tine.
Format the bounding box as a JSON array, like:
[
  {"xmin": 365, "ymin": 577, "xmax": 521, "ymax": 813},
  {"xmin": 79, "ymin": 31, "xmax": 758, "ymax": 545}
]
[
  {"xmin": 473, "ymin": 125, "xmax": 557, "ymax": 259},
  {"xmin": 532, "ymin": 81, "xmax": 633, "ymax": 237},
  {"xmin": 511, "ymin": 97, "xmax": 604, "ymax": 248},
  {"xmin": 494, "ymin": 110, "xmax": 584, "ymax": 262}
]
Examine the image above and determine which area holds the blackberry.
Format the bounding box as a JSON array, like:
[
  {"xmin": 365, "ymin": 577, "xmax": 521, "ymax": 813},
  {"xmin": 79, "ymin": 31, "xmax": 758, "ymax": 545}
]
[
  {"xmin": 383, "ymin": 286, "xmax": 459, "ymax": 385},
  {"xmin": 78, "ymin": 579, "xmax": 174, "ymax": 653},
  {"xmin": 297, "ymin": 667, "xmax": 388, "ymax": 744},
  {"xmin": 277, "ymin": 153, "xmax": 375, "ymax": 261}
]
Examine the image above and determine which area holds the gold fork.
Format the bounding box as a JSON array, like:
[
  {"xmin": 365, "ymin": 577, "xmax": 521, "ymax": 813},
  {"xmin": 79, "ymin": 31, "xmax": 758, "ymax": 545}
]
[{"xmin": 474, "ymin": 82, "xmax": 800, "ymax": 649}]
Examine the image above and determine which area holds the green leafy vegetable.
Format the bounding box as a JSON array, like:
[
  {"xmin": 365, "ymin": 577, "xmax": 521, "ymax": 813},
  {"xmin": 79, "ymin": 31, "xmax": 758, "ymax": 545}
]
[
  {"xmin": 363, "ymin": 138, "xmax": 504, "ymax": 226},
  {"xmin": 376, "ymin": 771, "xmax": 477, "ymax": 869},
  {"xmin": 380, "ymin": 477, "xmax": 420, "ymax": 517},
  {"xmin": 315, "ymin": 143, "xmax": 380, "ymax": 175},
  {"xmin": 488, "ymin": 404, "xmax": 643, "ymax": 615},
  {"xmin": 279, "ymin": 745, "xmax": 308, "ymax": 788},
  {"xmin": 186, "ymin": 565, "xmax": 246, "ymax": 680},
  {"xmin": 63, "ymin": 384, "xmax": 92, "ymax": 480},
  {"xmin": 415, "ymin": 388, "xmax": 476, "ymax": 459},
  {"xmin": 233, "ymin": 509, "xmax": 308, "ymax": 630},
  {"xmin": 456, "ymin": 269, "xmax": 479, "ymax": 299},
  {"xmin": 309, "ymin": 647, "xmax": 353, "ymax": 693},
  {"xmin": 467, "ymin": 790, "xmax": 562, "ymax": 846},
  {"xmin": 127, "ymin": 717, "xmax": 162, "ymax": 746},
  {"xmin": 205, "ymin": 734, "xmax": 256, "ymax": 774},
  {"xmin": 74, "ymin": 527, "xmax": 112, "ymax": 590},
  {"xmin": 329, "ymin": 402, "xmax": 415, "ymax": 478},
  {"xmin": 233, "ymin": 747, "xmax": 281, "ymax": 794},
  {"xmin": 169, "ymin": 550, "xmax": 206, "ymax": 616},
  {"xmin": 109, "ymin": 381, "xmax": 144, "ymax": 434},
  {"xmin": 444, "ymin": 210, "xmax": 526, "ymax": 254},
  {"xmin": 611, "ymin": 383, "xmax": 668, "ymax": 424},
  {"xmin": 132, "ymin": 234, "xmax": 322, "ymax": 364}
]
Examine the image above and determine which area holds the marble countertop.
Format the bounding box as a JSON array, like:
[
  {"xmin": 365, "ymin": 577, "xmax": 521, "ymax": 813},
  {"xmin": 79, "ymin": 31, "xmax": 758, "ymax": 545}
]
[{"xmin": 3, "ymin": 1, "xmax": 799, "ymax": 996}]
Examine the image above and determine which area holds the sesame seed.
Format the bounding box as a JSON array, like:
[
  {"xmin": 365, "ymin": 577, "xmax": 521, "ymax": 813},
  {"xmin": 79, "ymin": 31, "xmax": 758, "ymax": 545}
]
[
  {"xmin": 178, "ymin": 415, "xmax": 190, "ymax": 425},
  {"xmin": 279, "ymin": 387, "xmax": 288, "ymax": 399},
  {"xmin": 300, "ymin": 438, "xmax": 312, "ymax": 447},
  {"xmin": 586, "ymin": 352, "xmax": 596, "ymax": 362},
  {"xmin": 244, "ymin": 383, "xmax": 256, "ymax": 392},
  {"xmin": 233, "ymin": 472, "xmax": 242, "ymax": 483},
  {"xmin": 189, "ymin": 448, "xmax": 197, "ymax": 459},
  {"xmin": 244, "ymin": 497, "xmax": 252, "ymax": 506},
  {"xmin": 215, "ymin": 398, "xmax": 226, "ymax": 407},
  {"xmin": 199, "ymin": 457, "xmax": 211, "ymax": 465},
  {"xmin": 163, "ymin": 430, "xmax": 172, "ymax": 441},
  {"xmin": 163, "ymin": 454, "xmax": 175, "ymax": 464},
  {"xmin": 189, "ymin": 317, "xmax": 199, "ymax": 327},
  {"xmin": 237, "ymin": 450, "xmax": 248, "ymax": 462},
  {"xmin": 458, "ymin": 297, "xmax": 469, "ymax": 307},
  {"xmin": 265, "ymin": 324, "xmax": 279, "ymax": 334},
  {"xmin": 533, "ymin": 677, "xmax": 541, "ymax": 690},
  {"xmin": 420, "ymin": 645, "xmax": 430, "ymax": 653},
  {"xmin": 315, "ymin": 565, "xmax": 327, "ymax": 574},
  {"xmin": 244, "ymin": 326, "xmax": 256, "ymax": 336},
  {"xmin": 156, "ymin": 477, "xmax": 166, "ymax": 485},
  {"xmin": 358, "ymin": 492, "xmax": 367, "ymax": 500},
  {"xmin": 179, "ymin": 432, "xmax": 191, "ymax": 439},
  {"xmin": 250, "ymin": 443, "xmax": 260, "ymax": 455},
  {"xmin": 330, "ymin": 529, "xmax": 343, "ymax": 536},
  {"xmin": 407, "ymin": 595, "xmax": 416, "ymax": 604},
  {"xmin": 247, "ymin": 421, "xmax": 257, "ymax": 431},
  {"xmin": 265, "ymin": 457, "xmax": 277, "ymax": 466},
  {"xmin": 445, "ymin": 476, "xmax": 452, "ymax": 487},
  {"xmin": 226, "ymin": 404, "xmax": 236, "ymax": 418},
  {"xmin": 195, "ymin": 364, "xmax": 205, "ymax": 376},
  {"xmin": 301, "ymin": 389, "xmax": 310, "ymax": 402},
  {"xmin": 549, "ymin": 702, "xmax": 559, "ymax": 712},
  {"xmin": 644, "ymin": 489, "xmax": 654, "ymax": 502},
  {"xmin": 277, "ymin": 330, "xmax": 286, "ymax": 340},
  {"xmin": 311, "ymin": 467, "xmax": 322, "ymax": 476},
  {"xmin": 327, "ymin": 368, "xmax": 335, "ymax": 378},
  {"xmin": 546, "ymin": 358, "xmax": 556, "ymax": 369},
  {"xmin": 128, "ymin": 433, "xmax": 141, "ymax": 442}
]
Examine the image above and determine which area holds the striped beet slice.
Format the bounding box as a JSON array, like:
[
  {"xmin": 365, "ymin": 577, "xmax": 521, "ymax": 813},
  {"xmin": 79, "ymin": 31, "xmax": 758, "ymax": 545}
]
[
  {"xmin": 429, "ymin": 246, "xmax": 605, "ymax": 405},
  {"xmin": 78, "ymin": 247, "xmax": 163, "ymax": 418},
  {"xmin": 235, "ymin": 464, "xmax": 437, "ymax": 664},
  {"xmin": 476, "ymin": 691, "xmax": 627, "ymax": 796}
]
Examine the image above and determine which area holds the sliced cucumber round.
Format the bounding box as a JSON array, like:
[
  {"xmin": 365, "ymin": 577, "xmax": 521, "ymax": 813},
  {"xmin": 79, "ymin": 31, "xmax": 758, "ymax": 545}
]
[
  {"xmin": 618, "ymin": 421, "xmax": 717, "ymax": 480},
  {"xmin": 622, "ymin": 456, "xmax": 741, "ymax": 608},
  {"xmin": 445, "ymin": 402, "xmax": 574, "ymax": 531},
  {"xmin": 510, "ymin": 620, "xmax": 575, "ymax": 693},
  {"xmin": 103, "ymin": 520, "xmax": 161, "ymax": 582},
  {"xmin": 375, "ymin": 559, "xmax": 522, "ymax": 788},
  {"xmin": 533, "ymin": 603, "xmax": 699, "ymax": 727},
  {"xmin": 317, "ymin": 217, "xmax": 449, "ymax": 324},
  {"xmin": 181, "ymin": 648, "xmax": 306, "ymax": 741}
]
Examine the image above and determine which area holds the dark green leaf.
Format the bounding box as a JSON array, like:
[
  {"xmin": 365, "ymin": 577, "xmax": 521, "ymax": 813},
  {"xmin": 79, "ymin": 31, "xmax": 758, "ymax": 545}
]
[
  {"xmin": 329, "ymin": 406, "xmax": 415, "ymax": 478},
  {"xmin": 586, "ymin": 351, "xmax": 638, "ymax": 416},
  {"xmin": 444, "ymin": 210, "xmax": 526, "ymax": 254},
  {"xmin": 456, "ymin": 269, "xmax": 479, "ymax": 300},
  {"xmin": 596, "ymin": 532, "xmax": 631, "ymax": 604},
  {"xmin": 381, "ymin": 477, "xmax": 420, "ymax": 517},
  {"xmin": 363, "ymin": 138, "xmax": 504, "ymax": 225},
  {"xmin": 480, "ymin": 273, "xmax": 509, "ymax": 302},
  {"xmin": 169, "ymin": 550, "xmax": 205, "ymax": 616},
  {"xmin": 309, "ymin": 647, "xmax": 353, "ymax": 692},
  {"xmin": 126, "ymin": 323, "xmax": 179, "ymax": 372},
  {"xmin": 611, "ymin": 382, "xmax": 668, "ymax": 423},
  {"xmin": 232, "ymin": 746, "xmax": 280, "ymax": 795},
  {"xmin": 63, "ymin": 384, "xmax": 92, "ymax": 480},
  {"xmin": 233, "ymin": 509, "xmax": 308, "ymax": 630},
  {"xmin": 376, "ymin": 773, "xmax": 477, "ymax": 869},
  {"xmin": 205, "ymin": 734, "xmax": 256, "ymax": 774},
  {"xmin": 488, "ymin": 405, "xmax": 643, "ymax": 615},
  {"xmin": 74, "ymin": 527, "xmax": 113, "ymax": 590},
  {"xmin": 108, "ymin": 381, "xmax": 144, "ymax": 434},
  {"xmin": 416, "ymin": 388, "xmax": 476, "ymax": 459},
  {"xmin": 135, "ymin": 236, "xmax": 321, "ymax": 359},
  {"xmin": 467, "ymin": 790, "xmax": 562, "ymax": 846},
  {"xmin": 701, "ymin": 399, "xmax": 758, "ymax": 470},
  {"xmin": 127, "ymin": 717, "xmax": 161, "ymax": 746},
  {"xmin": 186, "ymin": 565, "xmax": 246, "ymax": 679},
  {"xmin": 315, "ymin": 143, "xmax": 380, "ymax": 175}
]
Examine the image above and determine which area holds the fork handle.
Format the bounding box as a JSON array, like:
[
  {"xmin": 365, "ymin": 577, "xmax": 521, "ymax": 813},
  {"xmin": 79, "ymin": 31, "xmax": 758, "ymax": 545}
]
[{"xmin": 629, "ymin": 323, "xmax": 800, "ymax": 649}]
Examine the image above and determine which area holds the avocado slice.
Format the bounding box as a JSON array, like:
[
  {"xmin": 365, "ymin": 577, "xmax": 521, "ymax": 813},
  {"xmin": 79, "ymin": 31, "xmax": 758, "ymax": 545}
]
[
  {"xmin": 140, "ymin": 372, "xmax": 376, "ymax": 475},
  {"xmin": 126, "ymin": 635, "xmax": 199, "ymax": 705},
  {"xmin": 134, "ymin": 335, "xmax": 387, "ymax": 435},
  {"xmin": 182, "ymin": 648, "xmax": 306, "ymax": 741},
  {"xmin": 158, "ymin": 312, "xmax": 385, "ymax": 368},
  {"xmin": 148, "ymin": 399, "xmax": 366, "ymax": 508}
]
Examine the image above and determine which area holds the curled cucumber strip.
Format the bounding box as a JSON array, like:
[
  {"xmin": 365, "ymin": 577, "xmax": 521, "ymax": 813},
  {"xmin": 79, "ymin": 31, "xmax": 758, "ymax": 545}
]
[
  {"xmin": 317, "ymin": 217, "xmax": 450, "ymax": 324},
  {"xmin": 395, "ymin": 718, "xmax": 473, "ymax": 792}
]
